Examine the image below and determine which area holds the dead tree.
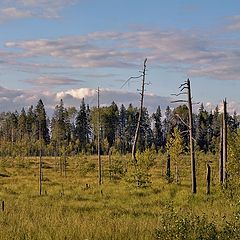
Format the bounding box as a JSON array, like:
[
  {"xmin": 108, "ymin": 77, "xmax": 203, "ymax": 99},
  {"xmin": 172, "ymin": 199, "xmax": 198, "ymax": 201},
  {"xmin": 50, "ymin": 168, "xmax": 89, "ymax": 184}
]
[
  {"xmin": 187, "ymin": 79, "xmax": 197, "ymax": 194},
  {"xmin": 39, "ymin": 127, "xmax": 43, "ymax": 196},
  {"xmin": 171, "ymin": 78, "xmax": 197, "ymax": 194},
  {"xmin": 222, "ymin": 99, "xmax": 227, "ymax": 185},
  {"xmin": 131, "ymin": 58, "xmax": 147, "ymax": 163},
  {"xmin": 219, "ymin": 122, "xmax": 223, "ymax": 184},
  {"xmin": 97, "ymin": 87, "xmax": 102, "ymax": 185},
  {"xmin": 120, "ymin": 58, "xmax": 148, "ymax": 163}
]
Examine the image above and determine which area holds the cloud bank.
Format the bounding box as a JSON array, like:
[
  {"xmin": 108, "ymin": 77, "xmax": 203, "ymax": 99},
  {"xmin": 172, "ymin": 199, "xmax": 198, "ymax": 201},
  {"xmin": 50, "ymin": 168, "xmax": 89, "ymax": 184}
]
[
  {"xmin": 1, "ymin": 85, "xmax": 239, "ymax": 116},
  {"xmin": 0, "ymin": 85, "xmax": 173, "ymax": 114},
  {"xmin": 2, "ymin": 25, "xmax": 240, "ymax": 82}
]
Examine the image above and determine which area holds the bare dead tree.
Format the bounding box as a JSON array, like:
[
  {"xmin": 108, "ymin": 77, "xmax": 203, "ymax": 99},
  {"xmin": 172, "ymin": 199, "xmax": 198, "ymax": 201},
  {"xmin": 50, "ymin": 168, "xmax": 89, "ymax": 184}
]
[
  {"xmin": 97, "ymin": 87, "xmax": 102, "ymax": 185},
  {"xmin": 39, "ymin": 124, "xmax": 43, "ymax": 196},
  {"xmin": 131, "ymin": 58, "xmax": 147, "ymax": 163},
  {"xmin": 171, "ymin": 78, "xmax": 197, "ymax": 194},
  {"xmin": 222, "ymin": 99, "xmax": 227, "ymax": 185},
  {"xmin": 121, "ymin": 59, "xmax": 148, "ymax": 163},
  {"xmin": 219, "ymin": 122, "xmax": 223, "ymax": 184}
]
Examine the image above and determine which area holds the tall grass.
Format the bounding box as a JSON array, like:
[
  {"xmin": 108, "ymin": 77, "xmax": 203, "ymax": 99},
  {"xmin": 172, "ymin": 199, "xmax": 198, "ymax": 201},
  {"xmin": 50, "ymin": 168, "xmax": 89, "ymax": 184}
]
[{"xmin": 0, "ymin": 153, "xmax": 239, "ymax": 239}]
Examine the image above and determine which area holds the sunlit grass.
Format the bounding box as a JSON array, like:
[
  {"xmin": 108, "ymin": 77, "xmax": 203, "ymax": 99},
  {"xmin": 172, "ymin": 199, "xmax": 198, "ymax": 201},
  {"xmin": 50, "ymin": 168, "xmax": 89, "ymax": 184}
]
[{"xmin": 0, "ymin": 153, "xmax": 239, "ymax": 239}]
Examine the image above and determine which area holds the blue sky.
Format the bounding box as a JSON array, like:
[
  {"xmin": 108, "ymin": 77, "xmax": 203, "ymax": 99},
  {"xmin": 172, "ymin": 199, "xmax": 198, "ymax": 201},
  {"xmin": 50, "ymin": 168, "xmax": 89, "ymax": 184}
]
[{"xmin": 1, "ymin": 0, "xmax": 240, "ymax": 114}]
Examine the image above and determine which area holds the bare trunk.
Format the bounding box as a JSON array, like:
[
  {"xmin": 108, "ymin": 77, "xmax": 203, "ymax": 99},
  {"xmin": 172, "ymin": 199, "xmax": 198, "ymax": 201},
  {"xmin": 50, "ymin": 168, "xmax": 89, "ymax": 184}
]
[
  {"xmin": 39, "ymin": 143, "xmax": 42, "ymax": 196},
  {"xmin": 98, "ymin": 87, "xmax": 102, "ymax": 185},
  {"xmin": 219, "ymin": 124, "xmax": 223, "ymax": 184},
  {"xmin": 132, "ymin": 58, "xmax": 147, "ymax": 163},
  {"xmin": 223, "ymin": 99, "xmax": 227, "ymax": 185},
  {"xmin": 187, "ymin": 79, "xmax": 196, "ymax": 194}
]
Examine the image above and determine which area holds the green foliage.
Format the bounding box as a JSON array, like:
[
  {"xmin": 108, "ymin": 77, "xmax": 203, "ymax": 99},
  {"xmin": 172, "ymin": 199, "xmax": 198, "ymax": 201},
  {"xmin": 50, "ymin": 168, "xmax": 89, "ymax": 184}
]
[
  {"xmin": 166, "ymin": 127, "xmax": 185, "ymax": 164},
  {"xmin": 109, "ymin": 153, "xmax": 127, "ymax": 180},
  {"xmin": 78, "ymin": 157, "xmax": 96, "ymax": 176},
  {"xmin": 136, "ymin": 148, "xmax": 157, "ymax": 170},
  {"xmin": 166, "ymin": 127, "xmax": 184, "ymax": 183},
  {"xmin": 126, "ymin": 149, "xmax": 156, "ymax": 188},
  {"xmin": 226, "ymin": 129, "xmax": 240, "ymax": 198},
  {"xmin": 126, "ymin": 167, "xmax": 152, "ymax": 188},
  {"xmin": 155, "ymin": 205, "xmax": 240, "ymax": 240}
]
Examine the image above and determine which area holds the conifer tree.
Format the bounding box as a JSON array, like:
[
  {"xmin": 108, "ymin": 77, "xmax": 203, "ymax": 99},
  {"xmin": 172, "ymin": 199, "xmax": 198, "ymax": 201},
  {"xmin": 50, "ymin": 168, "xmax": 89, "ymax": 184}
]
[
  {"xmin": 152, "ymin": 106, "xmax": 163, "ymax": 152},
  {"xmin": 34, "ymin": 99, "xmax": 49, "ymax": 144},
  {"xmin": 75, "ymin": 98, "xmax": 91, "ymax": 152}
]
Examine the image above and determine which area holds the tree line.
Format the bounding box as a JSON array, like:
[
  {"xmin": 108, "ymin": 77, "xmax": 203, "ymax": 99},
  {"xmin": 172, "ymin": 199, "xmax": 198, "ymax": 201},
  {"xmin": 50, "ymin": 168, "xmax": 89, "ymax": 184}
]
[{"xmin": 0, "ymin": 98, "xmax": 239, "ymax": 157}]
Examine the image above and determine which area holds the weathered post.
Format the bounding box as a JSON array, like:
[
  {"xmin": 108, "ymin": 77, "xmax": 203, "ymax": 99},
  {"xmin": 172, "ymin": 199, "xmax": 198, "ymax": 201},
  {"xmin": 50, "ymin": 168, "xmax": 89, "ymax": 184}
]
[{"xmin": 206, "ymin": 164, "xmax": 211, "ymax": 194}]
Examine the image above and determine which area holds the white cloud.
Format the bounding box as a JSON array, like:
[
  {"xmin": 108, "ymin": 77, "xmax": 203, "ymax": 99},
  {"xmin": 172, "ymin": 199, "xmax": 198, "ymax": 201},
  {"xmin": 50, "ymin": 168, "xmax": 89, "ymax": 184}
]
[
  {"xmin": 1, "ymin": 85, "xmax": 239, "ymax": 117},
  {"xmin": 204, "ymin": 100, "xmax": 240, "ymax": 115},
  {"xmin": 0, "ymin": 0, "xmax": 77, "ymax": 21},
  {"xmin": 0, "ymin": 85, "xmax": 173, "ymax": 114}
]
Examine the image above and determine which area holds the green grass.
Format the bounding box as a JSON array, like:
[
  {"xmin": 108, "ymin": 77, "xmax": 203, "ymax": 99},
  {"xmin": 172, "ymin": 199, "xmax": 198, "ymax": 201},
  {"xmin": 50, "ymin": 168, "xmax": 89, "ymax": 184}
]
[{"xmin": 0, "ymin": 153, "xmax": 240, "ymax": 239}]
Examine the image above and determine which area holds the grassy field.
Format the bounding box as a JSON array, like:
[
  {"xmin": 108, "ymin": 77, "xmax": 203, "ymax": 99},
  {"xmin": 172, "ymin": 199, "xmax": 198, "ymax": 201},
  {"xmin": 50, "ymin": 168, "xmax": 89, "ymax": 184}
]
[{"xmin": 0, "ymin": 153, "xmax": 240, "ymax": 239}]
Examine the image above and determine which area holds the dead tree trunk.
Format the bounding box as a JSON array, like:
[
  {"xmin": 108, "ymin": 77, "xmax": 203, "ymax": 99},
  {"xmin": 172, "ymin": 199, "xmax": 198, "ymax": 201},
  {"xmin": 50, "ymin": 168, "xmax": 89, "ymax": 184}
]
[
  {"xmin": 219, "ymin": 123, "xmax": 223, "ymax": 184},
  {"xmin": 132, "ymin": 58, "xmax": 147, "ymax": 163},
  {"xmin": 187, "ymin": 79, "xmax": 197, "ymax": 194},
  {"xmin": 206, "ymin": 164, "xmax": 211, "ymax": 194},
  {"xmin": 223, "ymin": 99, "xmax": 227, "ymax": 185},
  {"xmin": 39, "ymin": 146, "xmax": 42, "ymax": 196},
  {"xmin": 39, "ymin": 124, "xmax": 43, "ymax": 196},
  {"xmin": 97, "ymin": 87, "xmax": 102, "ymax": 185}
]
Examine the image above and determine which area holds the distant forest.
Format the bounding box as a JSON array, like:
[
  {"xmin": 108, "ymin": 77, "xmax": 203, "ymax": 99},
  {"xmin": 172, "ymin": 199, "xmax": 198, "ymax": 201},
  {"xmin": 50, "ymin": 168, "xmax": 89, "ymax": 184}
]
[{"xmin": 0, "ymin": 98, "xmax": 239, "ymax": 157}]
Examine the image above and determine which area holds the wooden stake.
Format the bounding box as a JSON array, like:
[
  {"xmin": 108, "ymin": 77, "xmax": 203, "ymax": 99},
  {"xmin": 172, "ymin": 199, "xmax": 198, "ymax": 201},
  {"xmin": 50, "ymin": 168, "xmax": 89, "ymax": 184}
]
[{"xmin": 206, "ymin": 164, "xmax": 211, "ymax": 194}]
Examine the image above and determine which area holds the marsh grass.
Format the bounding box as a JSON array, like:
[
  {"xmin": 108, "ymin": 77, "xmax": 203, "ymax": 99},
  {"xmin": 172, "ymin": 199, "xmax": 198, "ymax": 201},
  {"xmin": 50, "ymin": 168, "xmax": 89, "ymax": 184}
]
[{"xmin": 0, "ymin": 153, "xmax": 239, "ymax": 239}]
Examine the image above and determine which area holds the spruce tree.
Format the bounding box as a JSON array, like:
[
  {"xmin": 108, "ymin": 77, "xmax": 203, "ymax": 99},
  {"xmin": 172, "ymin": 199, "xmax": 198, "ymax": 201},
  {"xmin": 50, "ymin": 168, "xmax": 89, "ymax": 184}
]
[
  {"xmin": 152, "ymin": 106, "xmax": 163, "ymax": 152},
  {"xmin": 34, "ymin": 99, "xmax": 49, "ymax": 144},
  {"xmin": 75, "ymin": 98, "xmax": 91, "ymax": 152}
]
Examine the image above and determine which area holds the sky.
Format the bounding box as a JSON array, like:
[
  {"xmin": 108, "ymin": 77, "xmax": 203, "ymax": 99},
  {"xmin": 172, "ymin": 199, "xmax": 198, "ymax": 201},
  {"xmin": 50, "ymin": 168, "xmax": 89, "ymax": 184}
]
[{"xmin": 1, "ymin": 0, "xmax": 240, "ymax": 114}]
